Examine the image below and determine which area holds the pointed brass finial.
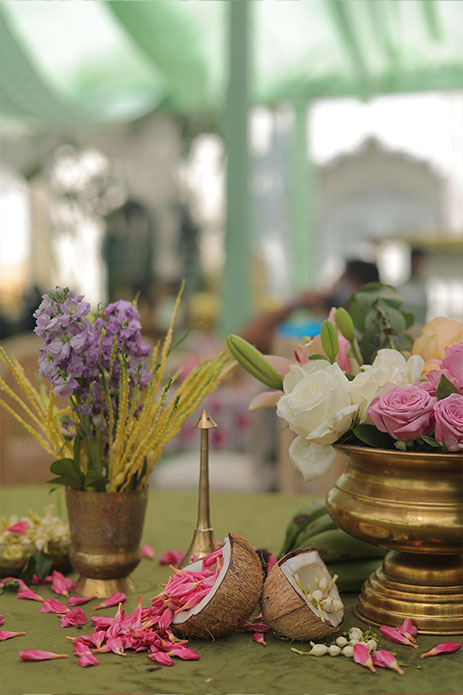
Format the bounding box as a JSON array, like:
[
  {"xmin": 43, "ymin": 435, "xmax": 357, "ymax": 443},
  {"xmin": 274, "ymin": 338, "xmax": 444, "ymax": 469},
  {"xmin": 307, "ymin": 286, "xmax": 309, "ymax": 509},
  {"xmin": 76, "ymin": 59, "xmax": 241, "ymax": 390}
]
[
  {"xmin": 193, "ymin": 409, "xmax": 218, "ymax": 430},
  {"xmin": 178, "ymin": 409, "xmax": 217, "ymax": 568}
]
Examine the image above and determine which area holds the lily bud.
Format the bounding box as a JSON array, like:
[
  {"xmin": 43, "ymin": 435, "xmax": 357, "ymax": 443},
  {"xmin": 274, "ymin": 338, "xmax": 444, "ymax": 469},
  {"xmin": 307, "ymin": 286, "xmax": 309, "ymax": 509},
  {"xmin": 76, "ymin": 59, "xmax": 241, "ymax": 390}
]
[
  {"xmin": 226, "ymin": 335, "xmax": 283, "ymax": 390},
  {"xmin": 335, "ymin": 308, "xmax": 356, "ymax": 343},
  {"xmin": 320, "ymin": 321, "xmax": 339, "ymax": 363}
]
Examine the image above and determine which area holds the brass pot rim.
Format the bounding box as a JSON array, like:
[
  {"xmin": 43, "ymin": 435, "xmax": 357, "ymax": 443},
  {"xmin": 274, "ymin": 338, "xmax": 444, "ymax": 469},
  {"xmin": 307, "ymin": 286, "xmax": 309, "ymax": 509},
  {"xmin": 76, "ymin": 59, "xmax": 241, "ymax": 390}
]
[
  {"xmin": 65, "ymin": 487, "xmax": 148, "ymax": 499},
  {"xmin": 335, "ymin": 443, "xmax": 463, "ymax": 462}
]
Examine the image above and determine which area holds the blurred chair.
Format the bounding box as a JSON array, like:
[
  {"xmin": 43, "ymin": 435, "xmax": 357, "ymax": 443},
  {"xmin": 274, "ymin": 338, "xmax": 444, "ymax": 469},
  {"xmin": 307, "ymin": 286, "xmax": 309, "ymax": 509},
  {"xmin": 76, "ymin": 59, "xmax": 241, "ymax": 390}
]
[{"xmin": 0, "ymin": 333, "xmax": 55, "ymax": 484}]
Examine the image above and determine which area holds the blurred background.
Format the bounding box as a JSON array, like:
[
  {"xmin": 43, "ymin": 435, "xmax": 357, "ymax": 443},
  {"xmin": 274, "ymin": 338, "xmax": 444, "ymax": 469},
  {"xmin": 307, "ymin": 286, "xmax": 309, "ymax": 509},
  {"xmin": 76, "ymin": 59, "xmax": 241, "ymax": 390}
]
[{"xmin": 1, "ymin": 0, "xmax": 462, "ymax": 490}]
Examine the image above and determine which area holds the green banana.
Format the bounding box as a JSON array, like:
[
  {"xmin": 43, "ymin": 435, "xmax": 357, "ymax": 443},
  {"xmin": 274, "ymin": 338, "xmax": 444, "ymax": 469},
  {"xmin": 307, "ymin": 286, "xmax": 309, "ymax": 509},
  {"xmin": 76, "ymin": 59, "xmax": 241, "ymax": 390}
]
[
  {"xmin": 326, "ymin": 558, "xmax": 382, "ymax": 593},
  {"xmin": 278, "ymin": 501, "xmax": 327, "ymax": 557},
  {"xmin": 305, "ymin": 528, "xmax": 387, "ymax": 564},
  {"xmin": 226, "ymin": 334, "xmax": 283, "ymax": 390},
  {"xmin": 292, "ymin": 513, "xmax": 338, "ymax": 550}
]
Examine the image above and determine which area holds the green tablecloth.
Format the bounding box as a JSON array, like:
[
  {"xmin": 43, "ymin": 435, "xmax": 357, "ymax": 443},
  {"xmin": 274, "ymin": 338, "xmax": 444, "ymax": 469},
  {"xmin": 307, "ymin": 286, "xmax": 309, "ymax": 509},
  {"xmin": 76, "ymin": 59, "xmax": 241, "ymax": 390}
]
[{"xmin": 0, "ymin": 487, "xmax": 461, "ymax": 695}]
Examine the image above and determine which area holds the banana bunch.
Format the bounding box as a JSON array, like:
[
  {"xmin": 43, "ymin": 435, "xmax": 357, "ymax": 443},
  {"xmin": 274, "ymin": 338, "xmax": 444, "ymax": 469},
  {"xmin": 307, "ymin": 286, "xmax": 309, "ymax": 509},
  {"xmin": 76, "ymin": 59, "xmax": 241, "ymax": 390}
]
[{"xmin": 279, "ymin": 501, "xmax": 386, "ymax": 592}]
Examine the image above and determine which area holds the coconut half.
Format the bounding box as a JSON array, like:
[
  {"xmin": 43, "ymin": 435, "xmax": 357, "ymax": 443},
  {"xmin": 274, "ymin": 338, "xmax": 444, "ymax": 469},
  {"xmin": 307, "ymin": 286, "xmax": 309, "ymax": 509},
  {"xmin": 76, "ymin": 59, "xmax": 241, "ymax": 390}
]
[
  {"xmin": 261, "ymin": 548, "xmax": 344, "ymax": 641},
  {"xmin": 172, "ymin": 533, "xmax": 263, "ymax": 639}
]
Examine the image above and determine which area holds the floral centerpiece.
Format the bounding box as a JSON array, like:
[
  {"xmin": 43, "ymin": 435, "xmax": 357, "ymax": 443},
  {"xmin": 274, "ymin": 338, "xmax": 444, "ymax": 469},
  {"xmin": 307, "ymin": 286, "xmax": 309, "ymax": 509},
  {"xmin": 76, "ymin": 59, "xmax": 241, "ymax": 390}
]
[
  {"xmin": 227, "ymin": 283, "xmax": 463, "ymax": 481},
  {"xmin": 0, "ymin": 284, "xmax": 233, "ymax": 492}
]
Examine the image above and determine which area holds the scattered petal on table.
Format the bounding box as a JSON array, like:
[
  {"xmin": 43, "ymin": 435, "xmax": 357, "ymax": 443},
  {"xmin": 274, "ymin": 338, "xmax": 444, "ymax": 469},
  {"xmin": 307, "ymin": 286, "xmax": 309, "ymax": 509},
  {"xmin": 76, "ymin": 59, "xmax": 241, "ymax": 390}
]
[
  {"xmin": 353, "ymin": 643, "xmax": 376, "ymax": 672},
  {"xmin": 94, "ymin": 592, "xmax": 127, "ymax": 610},
  {"xmin": 19, "ymin": 649, "xmax": 67, "ymax": 661},
  {"xmin": 372, "ymin": 649, "xmax": 405, "ymax": 675},
  {"xmin": 421, "ymin": 642, "xmax": 461, "ymax": 659},
  {"xmin": 168, "ymin": 646, "xmax": 200, "ymax": 660},
  {"xmin": 0, "ymin": 615, "xmax": 4, "ymax": 626},
  {"xmin": 59, "ymin": 607, "xmax": 88, "ymax": 627},
  {"xmin": 241, "ymin": 621, "xmax": 271, "ymax": 633},
  {"xmin": 17, "ymin": 588, "xmax": 44, "ymax": 602},
  {"xmin": 267, "ymin": 553, "xmax": 278, "ymax": 574},
  {"xmin": 253, "ymin": 632, "xmax": 267, "ymax": 646},
  {"xmin": 159, "ymin": 550, "xmax": 184, "ymax": 566},
  {"xmin": 67, "ymin": 595, "xmax": 96, "ymax": 606},
  {"xmin": 380, "ymin": 625, "xmax": 418, "ymax": 648},
  {"xmin": 141, "ymin": 544, "xmax": 155, "ymax": 560},
  {"xmin": 0, "ymin": 630, "xmax": 26, "ymax": 641},
  {"xmin": 7, "ymin": 521, "xmax": 28, "ymax": 534},
  {"xmin": 106, "ymin": 636, "xmax": 126, "ymax": 656},
  {"xmin": 78, "ymin": 652, "xmax": 98, "ymax": 668},
  {"xmin": 396, "ymin": 618, "xmax": 418, "ymax": 641},
  {"xmin": 40, "ymin": 599, "xmax": 70, "ymax": 614},
  {"xmin": 51, "ymin": 570, "xmax": 73, "ymax": 597},
  {"xmin": 0, "ymin": 577, "xmax": 27, "ymax": 591},
  {"xmin": 32, "ymin": 574, "xmax": 53, "ymax": 585},
  {"xmin": 149, "ymin": 650, "xmax": 174, "ymax": 666}
]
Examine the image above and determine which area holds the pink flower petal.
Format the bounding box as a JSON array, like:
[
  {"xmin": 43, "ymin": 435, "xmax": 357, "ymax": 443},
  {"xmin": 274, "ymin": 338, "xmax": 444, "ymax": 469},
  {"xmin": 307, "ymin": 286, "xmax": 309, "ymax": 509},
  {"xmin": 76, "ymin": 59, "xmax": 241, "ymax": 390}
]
[
  {"xmin": 67, "ymin": 595, "xmax": 95, "ymax": 606},
  {"xmin": 17, "ymin": 588, "xmax": 44, "ymax": 602},
  {"xmin": 397, "ymin": 618, "xmax": 418, "ymax": 641},
  {"xmin": 60, "ymin": 607, "xmax": 88, "ymax": 627},
  {"xmin": 78, "ymin": 652, "xmax": 98, "ymax": 667},
  {"xmin": 421, "ymin": 642, "xmax": 461, "ymax": 659},
  {"xmin": 141, "ymin": 544, "xmax": 155, "ymax": 560},
  {"xmin": 94, "ymin": 592, "xmax": 127, "ymax": 609},
  {"xmin": 159, "ymin": 550, "xmax": 184, "ymax": 566},
  {"xmin": 267, "ymin": 554, "xmax": 277, "ymax": 574},
  {"xmin": 372, "ymin": 649, "xmax": 405, "ymax": 675},
  {"xmin": 168, "ymin": 645, "xmax": 200, "ymax": 660},
  {"xmin": 0, "ymin": 630, "xmax": 26, "ymax": 641},
  {"xmin": 51, "ymin": 570, "xmax": 73, "ymax": 598},
  {"xmin": 241, "ymin": 622, "xmax": 271, "ymax": 633},
  {"xmin": 249, "ymin": 390, "xmax": 283, "ymax": 411},
  {"xmin": 353, "ymin": 643, "xmax": 376, "ymax": 672},
  {"xmin": 19, "ymin": 650, "xmax": 67, "ymax": 661},
  {"xmin": 6, "ymin": 521, "xmax": 28, "ymax": 534},
  {"xmin": 149, "ymin": 650, "xmax": 174, "ymax": 666},
  {"xmin": 253, "ymin": 632, "xmax": 267, "ymax": 646},
  {"xmin": 0, "ymin": 615, "xmax": 4, "ymax": 626},
  {"xmin": 380, "ymin": 625, "xmax": 418, "ymax": 649},
  {"xmin": 264, "ymin": 355, "xmax": 293, "ymax": 377},
  {"xmin": 40, "ymin": 599, "xmax": 70, "ymax": 614},
  {"xmin": 106, "ymin": 636, "xmax": 126, "ymax": 656},
  {"xmin": 0, "ymin": 577, "xmax": 27, "ymax": 591}
]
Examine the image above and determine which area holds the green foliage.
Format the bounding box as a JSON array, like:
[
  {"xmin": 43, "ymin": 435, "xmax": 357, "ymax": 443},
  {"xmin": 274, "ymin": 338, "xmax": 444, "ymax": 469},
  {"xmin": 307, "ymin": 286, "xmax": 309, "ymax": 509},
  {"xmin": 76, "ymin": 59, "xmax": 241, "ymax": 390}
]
[
  {"xmin": 348, "ymin": 283, "xmax": 415, "ymax": 363},
  {"xmin": 21, "ymin": 552, "xmax": 53, "ymax": 585},
  {"xmin": 320, "ymin": 320, "xmax": 338, "ymax": 363},
  {"xmin": 353, "ymin": 424, "xmax": 395, "ymax": 449},
  {"xmin": 436, "ymin": 374, "xmax": 460, "ymax": 400}
]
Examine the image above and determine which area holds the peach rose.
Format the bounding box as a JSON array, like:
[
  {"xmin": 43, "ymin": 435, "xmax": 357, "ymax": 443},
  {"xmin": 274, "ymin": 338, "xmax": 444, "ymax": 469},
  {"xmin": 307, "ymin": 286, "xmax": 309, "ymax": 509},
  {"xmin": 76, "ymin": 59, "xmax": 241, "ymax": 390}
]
[{"xmin": 412, "ymin": 317, "xmax": 463, "ymax": 374}]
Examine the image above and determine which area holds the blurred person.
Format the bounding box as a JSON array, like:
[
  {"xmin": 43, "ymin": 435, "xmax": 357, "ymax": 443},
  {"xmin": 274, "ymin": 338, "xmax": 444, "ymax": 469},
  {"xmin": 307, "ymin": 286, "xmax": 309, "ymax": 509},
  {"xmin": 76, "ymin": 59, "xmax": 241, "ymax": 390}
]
[{"xmin": 240, "ymin": 259, "xmax": 379, "ymax": 353}]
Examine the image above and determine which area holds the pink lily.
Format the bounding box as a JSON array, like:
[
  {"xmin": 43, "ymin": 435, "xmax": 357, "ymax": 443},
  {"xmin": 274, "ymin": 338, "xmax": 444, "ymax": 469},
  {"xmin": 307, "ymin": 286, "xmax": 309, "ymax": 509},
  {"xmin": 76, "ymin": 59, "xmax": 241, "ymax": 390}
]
[
  {"xmin": 202, "ymin": 548, "xmax": 223, "ymax": 568},
  {"xmin": 141, "ymin": 544, "xmax": 155, "ymax": 560},
  {"xmin": 0, "ymin": 615, "xmax": 4, "ymax": 626},
  {"xmin": 59, "ymin": 607, "xmax": 87, "ymax": 627},
  {"xmin": 32, "ymin": 574, "xmax": 53, "ymax": 585},
  {"xmin": 6, "ymin": 520, "xmax": 28, "ymax": 534},
  {"xmin": 353, "ymin": 643, "xmax": 376, "ymax": 673},
  {"xmin": 158, "ymin": 607, "xmax": 174, "ymax": 629},
  {"xmin": 397, "ymin": 618, "xmax": 418, "ymax": 642},
  {"xmin": 253, "ymin": 632, "xmax": 267, "ymax": 646},
  {"xmin": 380, "ymin": 625, "xmax": 418, "ymax": 648},
  {"xmin": 94, "ymin": 592, "xmax": 127, "ymax": 609},
  {"xmin": 0, "ymin": 576, "xmax": 27, "ymax": 590},
  {"xmin": 149, "ymin": 650, "xmax": 174, "ymax": 666},
  {"xmin": 66, "ymin": 635, "xmax": 94, "ymax": 648},
  {"xmin": 0, "ymin": 630, "xmax": 26, "ymax": 641},
  {"xmin": 421, "ymin": 642, "xmax": 461, "ymax": 659},
  {"xmin": 67, "ymin": 595, "xmax": 96, "ymax": 606},
  {"xmin": 89, "ymin": 631, "xmax": 107, "ymax": 649},
  {"xmin": 19, "ymin": 649, "xmax": 67, "ymax": 661},
  {"xmin": 17, "ymin": 588, "xmax": 44, "ymax": 602},
  {"xmin": 372, "ymin": 649, "xmax": 405, "ymax": 675},
  {"xmin": 91, "ymin": 615, "xmax": 114, "ymax": 630},
  {"xmin": 40, "ymin": 599, "xmax": 70, "ymax": 614},
  {"xmin": 106, "ymin": 636, "xmax": 126, "ymax": 656},
  {"xmin": 168, "ymin": 645, "xmax": 200, "ymax": 660},
  {"xmin": 51, "ymin": 570, "xmax": 73, "ymax": 597},
  {"xmin": 78, "ymin": 652, "xmax": 98, "ymax": 668},
  {"xmin": 159, "ymin": 550, "xmax": 184, "ymax": 566}
]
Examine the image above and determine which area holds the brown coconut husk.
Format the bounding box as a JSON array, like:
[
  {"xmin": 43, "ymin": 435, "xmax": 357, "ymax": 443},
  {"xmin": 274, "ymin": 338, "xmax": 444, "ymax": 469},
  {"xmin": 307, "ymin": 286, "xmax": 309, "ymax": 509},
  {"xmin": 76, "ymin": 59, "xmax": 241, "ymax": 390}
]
[
  {"xmin": 172, "ymin": 533, "xmax": 263, "ymax": 639},
  {"xmin": 261, "ymin": 548, "xmax": 343, "ymax": 641}
]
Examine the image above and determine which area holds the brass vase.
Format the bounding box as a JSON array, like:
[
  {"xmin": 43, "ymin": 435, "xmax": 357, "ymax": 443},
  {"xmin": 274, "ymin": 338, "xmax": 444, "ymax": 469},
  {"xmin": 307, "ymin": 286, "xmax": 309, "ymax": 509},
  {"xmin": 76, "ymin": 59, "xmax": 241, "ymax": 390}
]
[
  {"xmin": 326, "ymin": 445, "xmax": 463, "ymax": 634},
  {"xmin": 66, "ymin": 488, "xmax": 148, "ymax": 598}
]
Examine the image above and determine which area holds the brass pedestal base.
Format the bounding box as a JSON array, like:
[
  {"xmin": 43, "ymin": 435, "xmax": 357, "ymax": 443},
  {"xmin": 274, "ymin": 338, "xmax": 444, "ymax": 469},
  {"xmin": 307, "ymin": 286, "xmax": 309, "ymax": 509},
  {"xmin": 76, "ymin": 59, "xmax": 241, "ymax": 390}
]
[
  {"xmin": 74, "ymin": 575, "xmax": 136, "ymax": 599},
  {"xmin": 356, "ymin": 552, "xmax": 463, "ymax": 634}
]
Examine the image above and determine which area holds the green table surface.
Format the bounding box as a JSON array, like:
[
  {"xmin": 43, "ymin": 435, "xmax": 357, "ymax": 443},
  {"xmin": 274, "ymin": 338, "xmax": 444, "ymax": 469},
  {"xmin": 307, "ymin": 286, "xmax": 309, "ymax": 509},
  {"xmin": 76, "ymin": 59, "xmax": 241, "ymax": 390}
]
[{"xmin": 0, "ymin": 487, "xmax": 462, "ymax": 695}]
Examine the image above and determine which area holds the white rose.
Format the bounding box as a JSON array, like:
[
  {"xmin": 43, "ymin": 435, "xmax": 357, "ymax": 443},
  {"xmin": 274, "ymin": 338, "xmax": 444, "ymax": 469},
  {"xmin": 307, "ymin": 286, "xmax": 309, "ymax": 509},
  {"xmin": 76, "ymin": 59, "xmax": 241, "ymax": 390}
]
[
  {"xmin": 277, "ymin": 362, "xmax": 358, "ymax": 480},
  {"xmin": 350, "ymin": 349, "xmax": 425, "ymax": 422}
]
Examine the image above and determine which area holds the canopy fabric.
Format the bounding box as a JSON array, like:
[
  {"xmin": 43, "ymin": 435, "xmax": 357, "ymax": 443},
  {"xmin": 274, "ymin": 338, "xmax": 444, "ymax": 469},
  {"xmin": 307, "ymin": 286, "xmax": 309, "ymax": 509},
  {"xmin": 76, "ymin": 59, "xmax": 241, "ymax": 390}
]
[{"xmin": 0, "ymin": 0, "xmax": 462, "ymax": 128}]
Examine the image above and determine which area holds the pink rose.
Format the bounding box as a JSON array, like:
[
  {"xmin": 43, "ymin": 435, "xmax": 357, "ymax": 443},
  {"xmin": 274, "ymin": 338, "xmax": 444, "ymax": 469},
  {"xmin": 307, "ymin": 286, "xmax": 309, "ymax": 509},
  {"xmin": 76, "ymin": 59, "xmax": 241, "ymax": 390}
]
[
  {"xmin": 427, "ymin": 343, "xmax": 463, "ymax": 393},
  {"xmin": 368, "ymin": 385, "xmax": 437, "ymax": 441},
  {"xmin": 434, "ymin": 393, "xmax": 463, "ymax": 451}
]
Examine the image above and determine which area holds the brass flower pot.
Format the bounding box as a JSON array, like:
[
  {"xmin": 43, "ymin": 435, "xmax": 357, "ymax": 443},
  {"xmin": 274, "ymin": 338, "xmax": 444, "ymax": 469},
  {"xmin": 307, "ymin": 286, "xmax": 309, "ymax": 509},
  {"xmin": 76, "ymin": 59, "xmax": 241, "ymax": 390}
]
[
  {"xmin": 326, "ymin": 445, "xmax": 463, "ymax": 634},
  {"xmin": 66, "ymin": 488, "xmax": 148, "ymax": 598}
]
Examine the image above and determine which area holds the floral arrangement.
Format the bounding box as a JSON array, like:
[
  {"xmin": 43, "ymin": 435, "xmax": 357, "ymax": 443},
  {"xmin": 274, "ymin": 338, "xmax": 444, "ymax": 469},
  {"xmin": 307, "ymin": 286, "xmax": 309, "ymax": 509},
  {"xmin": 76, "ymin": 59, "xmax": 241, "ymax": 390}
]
[
  {"xmin": 0, "ymin": 284, "xmax": 233, "ymax": 492},
  {"xmin": 227, "ymin": 284, "xmax": 463, "ymax": 481}
]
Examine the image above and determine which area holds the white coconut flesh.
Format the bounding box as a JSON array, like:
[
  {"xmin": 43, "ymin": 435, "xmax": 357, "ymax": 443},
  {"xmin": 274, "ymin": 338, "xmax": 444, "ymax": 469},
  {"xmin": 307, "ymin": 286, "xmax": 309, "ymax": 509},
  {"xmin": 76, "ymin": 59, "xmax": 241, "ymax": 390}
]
[
  {"xmin": 280, "ymin": 550, "xmax": 343, "ymax": 627},
  {"xmin": 172, "ymin": 536, "xmax": 231, "ymax": 626}
]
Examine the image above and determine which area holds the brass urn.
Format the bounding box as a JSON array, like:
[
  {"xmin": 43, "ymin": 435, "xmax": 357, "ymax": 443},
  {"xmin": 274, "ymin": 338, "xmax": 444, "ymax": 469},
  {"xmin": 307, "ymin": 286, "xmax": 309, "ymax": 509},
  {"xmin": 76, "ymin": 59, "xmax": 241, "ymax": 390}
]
[
  {"xmin": 66, "ymin": 488, "xmax": 148, "ymax": 598},
  {"xmin": 326, "ymin": 445, "xmax": 463, "ymax": 634}
]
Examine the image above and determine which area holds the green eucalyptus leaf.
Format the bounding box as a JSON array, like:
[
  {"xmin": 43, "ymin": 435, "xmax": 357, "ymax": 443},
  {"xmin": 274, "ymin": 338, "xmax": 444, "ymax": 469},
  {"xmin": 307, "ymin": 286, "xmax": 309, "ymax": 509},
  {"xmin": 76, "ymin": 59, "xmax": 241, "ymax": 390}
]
[
  {"xmin": 420, "ymin": 434, "xmax": 442, "ymax": 448},
  {"xmin": 353, "ymin": 424, "xmax": 394, "ymax": 449},
  {"xmin": 402, "ymin": 311, "xmax": 415, "ymax": 329},
  {"xmin": 50, "ymin": 458, "xmax": 82, "ymax": 484},
  {"xmin": 436, "ymin": 374, "xmax": 460, "ymax": 400},
  {"xmin": 21, "ymin": 552, "xmax": 53, "ymax": 585},
  {"xmin": 391, "ymin": 332, "xmax": 413, "ymax": 352}
]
